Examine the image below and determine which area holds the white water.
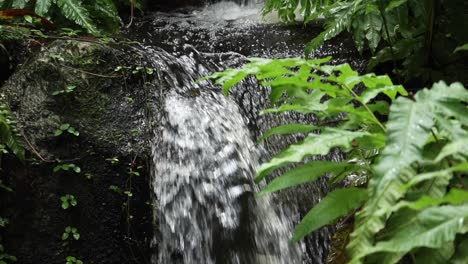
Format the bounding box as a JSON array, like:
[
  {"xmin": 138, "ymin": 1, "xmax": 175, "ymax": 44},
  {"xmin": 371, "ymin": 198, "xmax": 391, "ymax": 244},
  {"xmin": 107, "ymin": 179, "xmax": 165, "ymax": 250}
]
[{"xmin": 151, "ymin": 91, "xmax": 301, "ymax": 263}]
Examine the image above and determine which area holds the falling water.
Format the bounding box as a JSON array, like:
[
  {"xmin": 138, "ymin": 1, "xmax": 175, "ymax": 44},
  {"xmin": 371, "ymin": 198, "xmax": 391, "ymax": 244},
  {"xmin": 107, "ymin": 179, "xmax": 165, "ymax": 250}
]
[
  {"xmin": 130, "ymin": 1, "xmax": 365, "ymax": 263},
  {"xmin": 151, "ymin": 91, "xmax": 301, "ymax": 263}
]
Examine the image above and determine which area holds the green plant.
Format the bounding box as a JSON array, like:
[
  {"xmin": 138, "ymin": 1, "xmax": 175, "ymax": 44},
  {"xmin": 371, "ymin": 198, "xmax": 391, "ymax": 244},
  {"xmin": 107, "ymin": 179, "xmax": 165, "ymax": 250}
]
[
  {"xmin": 263, "ymin": 0, "xmax": 468, "ymax": 83},
  {"xmin": 54, "ymin": 124, "xmax": 79, "ymax": 137},
  {"xmin": 0, "ymin": 0, "xmax": 124, "ymax": 35},
  {"xmin": 207, "ymin": 57, "xmax": 468, "ymax": 263},
  {"xmin": 52, "ymin": 85, "xmax": 76, "ymax": 96},
  {"xmin": 53, "ymin": 163, "xmax": 81, "ymax": 173},
  {"xmin": 60, "ymin": 194, "xmax": 77, "ymax": 209},
  {"xmin": 0, "ymin": 244, "xmax": 17, "ymax": 263},
  {"xmin": 0, "ymin": 102, "xmax": 25, "ymax": 160},
  {"xmin": 65, "ymin": 256, "xmax": 83, "ymax": 264},
  {"xmin": 62, "ymin": 226, "xmax": 80, "ymax": 241}
]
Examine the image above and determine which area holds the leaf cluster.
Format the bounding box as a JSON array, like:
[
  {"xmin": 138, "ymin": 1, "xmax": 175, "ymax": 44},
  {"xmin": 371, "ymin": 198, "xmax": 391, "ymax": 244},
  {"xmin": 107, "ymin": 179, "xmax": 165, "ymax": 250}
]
[
  {"xmin": 263, "ymin": 0, "xmax": 468, "ymax": 83},
  {"xmin": 0, "ymin": 100, "xmax": 24, "ymax": 160},
  {"xmin": 207, "ymin": 57, "xmax": 468, "ymax": 263},
  {"xmin": 0, "ymin": 0, "xmax": 124, "ymax": 35}
]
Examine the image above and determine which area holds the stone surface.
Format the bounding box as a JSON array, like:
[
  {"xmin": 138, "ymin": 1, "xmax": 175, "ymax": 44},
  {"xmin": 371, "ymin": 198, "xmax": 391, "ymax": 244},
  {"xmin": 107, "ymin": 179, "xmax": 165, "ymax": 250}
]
[{"xmin": 0, "ymin": 40, "xmax": 154, "ymax": 264}]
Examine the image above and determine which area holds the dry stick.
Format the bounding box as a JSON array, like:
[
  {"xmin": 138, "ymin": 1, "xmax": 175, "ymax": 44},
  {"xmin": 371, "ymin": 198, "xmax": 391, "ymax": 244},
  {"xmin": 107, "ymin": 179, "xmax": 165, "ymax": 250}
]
[
  {"xmin": 126, "ymin": 0, "xmax": 135, "ymax": 29},
  {"xmin": 20, "ymin": 130, "xmax": 54, "ymax": 163},
  {"xmin": 60, "ymin": 64, "xmax": 121, "ymax": 78}
]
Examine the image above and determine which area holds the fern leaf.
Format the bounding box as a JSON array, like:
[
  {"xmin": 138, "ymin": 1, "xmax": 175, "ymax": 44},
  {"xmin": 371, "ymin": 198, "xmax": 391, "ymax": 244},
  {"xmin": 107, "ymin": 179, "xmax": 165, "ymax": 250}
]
[
  {"xmin": 292, "ymin": 188, "xmax": 367, "ymax": 242},
  {"xmin": 454, "ymin": 43, "xmax": 468, "ymax": 53},
  {"xmin": 94, "ymin": 0, "xmax": 122, "ymax": 27},
  {"xmin": 305, "ymin": 1, "xmax": 355, "ymax": 54},
  {"xmin": 0, "ymin": 104, "xmax": 25, "ymax": 160},
  {"xmin": 385, "ymin": 0, "xmax": 408, "ymax": 12},
  {"xmin": 55, "ymin": 0, "xmax": 98, "ymax": 34},
  {"xmin": 35, "ymin": 0, "xmax": 53, "ymax": 16},
  {"xmin": 257, "ymin": 124, "xmax": 318, "ymax": 143},
  {"xmin": 258, "ymin": 161, "xmax": 361, "ymax": 196},
  {"xmin": 450, "ymin": 236, "xmax": 468, "ymax": 264},
  {"xmin": 256, "ymin": 128, "xmax": 370, "ymax": 182},
  {"xmin": 347, "ymin": 96, "xmax": 434, "ymax": 263},
  {"xmin": 363, "ymin": 205, "xmax": 468, "ymax": 259},
  {"xmin": 12, "ymin": 0, "xmax": 29, "ymax": 9}
]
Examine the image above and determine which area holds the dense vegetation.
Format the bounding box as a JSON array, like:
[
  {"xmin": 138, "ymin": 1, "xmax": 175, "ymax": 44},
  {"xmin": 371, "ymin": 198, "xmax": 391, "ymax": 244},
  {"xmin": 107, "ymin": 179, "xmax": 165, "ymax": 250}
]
[
  {"xmin": 208, "ymin": 1, "xmax": 468, "ymax": 263},
  {"xmin": 0, "ymin": 0, "xmax": 467, "ymax": 263},
  {"xmin": 208, "ymin": 57, "xmax": 467, "ymax": 263},
  {"xmin": 264, "ymin": 0, "xmax": 468, "ymax": 84}
]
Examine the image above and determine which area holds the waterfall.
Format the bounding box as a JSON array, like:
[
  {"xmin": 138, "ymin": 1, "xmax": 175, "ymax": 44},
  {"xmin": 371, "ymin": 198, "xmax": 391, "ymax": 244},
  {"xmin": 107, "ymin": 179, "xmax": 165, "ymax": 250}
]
[
  {"xmin": 151, "ymin": 90, "xmax": 301, "ymax": 263},
  {"xmin": 130, "ymin": 0, "xmax": 364, "ymax": 262}
]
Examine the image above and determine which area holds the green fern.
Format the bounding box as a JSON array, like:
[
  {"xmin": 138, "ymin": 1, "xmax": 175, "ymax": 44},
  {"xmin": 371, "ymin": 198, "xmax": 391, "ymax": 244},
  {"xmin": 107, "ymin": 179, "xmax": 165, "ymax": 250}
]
[
  {"xmin": 0, "ymin": 103, "xmax": 25, "ymax": 160},
  {"xmin": 55, "ymin": 0, "xmax": 98, "ymax": 34},
  {"xmin": 207, "ymin": 57, "xmax": 467, "ymax": 263}
]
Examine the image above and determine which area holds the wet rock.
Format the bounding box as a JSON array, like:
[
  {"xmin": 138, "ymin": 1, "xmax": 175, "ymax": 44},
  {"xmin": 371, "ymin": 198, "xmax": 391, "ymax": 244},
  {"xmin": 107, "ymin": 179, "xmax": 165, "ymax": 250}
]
[{"xmin": 0, "ymin": 40, "xmax": 153, "ymax": 264}]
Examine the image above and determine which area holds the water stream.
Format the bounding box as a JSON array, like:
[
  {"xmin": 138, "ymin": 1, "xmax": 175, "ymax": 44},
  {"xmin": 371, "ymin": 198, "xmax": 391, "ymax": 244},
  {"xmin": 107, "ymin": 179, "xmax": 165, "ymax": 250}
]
[{"xmin": 130, "ymin": 1, "xmax": 365, "ymax": 263}]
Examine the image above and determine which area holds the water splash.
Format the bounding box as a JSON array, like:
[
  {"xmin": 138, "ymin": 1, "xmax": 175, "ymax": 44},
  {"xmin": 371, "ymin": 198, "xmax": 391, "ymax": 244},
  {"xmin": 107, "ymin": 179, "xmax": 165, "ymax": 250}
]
[{"xmin": 151, "ymin": 90, "xmax": 301, "ymax": 263}]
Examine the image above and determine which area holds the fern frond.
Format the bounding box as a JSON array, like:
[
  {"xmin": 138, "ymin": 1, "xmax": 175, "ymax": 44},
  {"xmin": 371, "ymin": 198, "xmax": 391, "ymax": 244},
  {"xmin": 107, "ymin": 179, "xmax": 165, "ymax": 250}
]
[
  {"xmin": 0, "ymin": 103, "xmax": 25, "ymax": 160},
  {"xmin": 11, "ymin": 0, "xmax": 29, "ymax": 9},
  {"xmin": 94, "ymin": 0, "xmax": 123, "ymax": 28},
  {"xmin": 55, "ymin": 0, "xmax": 98, "ymax": 34},
  {"xmin": 305, "ymin": 1, "xmax": 355, "ymax": 54},
  {"xmin": 347, "ymin": 96, "xmax": 434, "ymax": 263},
  {"xmin": 34, "ymin": 0, "xmax": 53, "ymax": 16}
]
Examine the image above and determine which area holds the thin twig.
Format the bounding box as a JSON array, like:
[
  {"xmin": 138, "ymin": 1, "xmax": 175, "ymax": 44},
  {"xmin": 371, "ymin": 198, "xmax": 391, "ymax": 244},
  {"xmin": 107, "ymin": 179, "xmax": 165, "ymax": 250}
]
[
  {"xmin": 20, "ymin": 130, "xmax": 54, "ymax": 163},
  {"xmin": 60, "ymin": 64, "xmax": 121, "ymax": 78},
  {"xmin": 126, "ymin": 0, "xmax": 135, "ymax": 29}
]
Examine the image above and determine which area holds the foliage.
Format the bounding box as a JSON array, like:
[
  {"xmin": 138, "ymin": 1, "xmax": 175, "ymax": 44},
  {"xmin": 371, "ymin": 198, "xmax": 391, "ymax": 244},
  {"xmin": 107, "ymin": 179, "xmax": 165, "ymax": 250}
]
[
  {"xmin": 0, "ymin": 0, "xmax": 126, "ymax": 35},
  {"xmin": 207, "ymin": 57, "xmax": 468, "ymax": 263},
  {"xmin": 52, "ymin": 85, "xmax": 76, "ymax": 96},
  {"xmin": 65, "ymin": 256, "xmax": 83, "ymax": 264},
  {"xmin": 62, "ymin": 226, "xmax": 80, "ymax": 241},
  {"xmin": 60, "ymin": 194, "xmax": 77, "ymax": 209},
  {"xmin": 0, "ymin": 101, "xmax": 24, "ymax": 160},
  {"xmin": 262, "ymin": 0, "xmax": 468, "ymax": 83},
  {"xmin": 54, "ymin": 123, "xmax": 79, "ymax": 137},
  {"xmin": 53, "ymin": 163, "xmax": 81, "ymax": 173}
]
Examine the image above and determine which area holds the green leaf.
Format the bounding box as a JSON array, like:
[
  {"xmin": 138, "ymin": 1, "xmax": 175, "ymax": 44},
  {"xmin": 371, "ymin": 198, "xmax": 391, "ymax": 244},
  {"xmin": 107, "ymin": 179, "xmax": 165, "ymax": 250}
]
[
  {"xmin": 257, "ymin": 124, "xmax": 318, "ymax": 143},
  {"xmin": 435, "ymin": 138, "xmax": 468, "ymax": 162},
  {"xmin": 55, "ymin": 0, "xmax": 99, "ymax": 34},
  {"xmin": 258, "ymin": 161, "xmax": 360, "ymax": 196},
  {"xmin": 73, "ymin": 233, "xmax": 80, "ymax": 240},
  {"xmin": 348, "ymin": 96, "xmax": 434, "ymax": 262},
  {"xmin": 292, "ymin": 188, "xmax": 367, "ymax": 242},
  {"xmin": 360, "ymin": 85, "xmax": 407, "ymax": 104},
  {"xmin": 454, "ymin": 43, "xmax": 468, "ymax": 53},
  {"xmin": 11, "ymin": 0, "xmax": 29, "ymax": 9},
  {"xmin": 305, "ymin": 2, "xmax": 354, "ymax": 54},
  {"xmin": 386, "ymin": 0, "xmax": 408, "ymax": 12},
  {"xmin": 94, "ymin": 0, "xmax": 123, "ymax": 27},
  {"xmin": 62, "ymin": 232, "xmax": 69, "ymax": 240},
  {"xmin": 54, "ymin": 129, "xmax": 63, "ymax": 136},
  {"xmin": 60, "ymin": 123, "xmax": 70, "ymax": 130},
  {"xmin": 0, "ymin": 104, "xmax": 25, "ymax": 160},
  {"xmin": 391, "ymin": 189, "xmax": 468, "ymax": 212},
  {"xmin": 256, "ymin": 128, "xmax": 370, "ymax": 182},
  {"xmin": 35, "ymin": 0, "xmax": 53, "ymax": 16},
  {"xmin": 363, "ymin": 205, "xmax": 468, "ymax": 257},
  {"xmin": 450, "ymin": 236, "xmax": 468, "ymax": 264}
]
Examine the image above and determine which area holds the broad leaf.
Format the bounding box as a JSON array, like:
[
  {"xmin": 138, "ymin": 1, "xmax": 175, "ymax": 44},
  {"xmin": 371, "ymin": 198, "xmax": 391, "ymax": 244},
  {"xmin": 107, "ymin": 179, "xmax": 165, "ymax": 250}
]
[
  {"xmin": 292, "ymin": 188, "xmax": 367, "ymax": 242},
  {"xmin": 257, "ymin": 124, "xmax": 318, "ymax": 143},
  {"xmin": 363, "ymin": 205, "xmax": 468, "ymax": 258},
  {"xmin": 12, "ymin": 0, "xmax": 29, "ymax": 9},
  {"xmin": 256, "ymin": 128, "xmax": 370, "ymax": 182},
  {"xmin": 55, "ymin": 0, "xmax": 98, "ymax": 34},
  {"xmin": 258, "ymin": 161, "xmax": 360, "ymax": 196},
  {"xmin": 35, "ymin": 0, "xmax": 53, "ymax": 16},
  {"xmin": 348, "ymin": 96, "xmax": 434, "ymax": 262}
]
